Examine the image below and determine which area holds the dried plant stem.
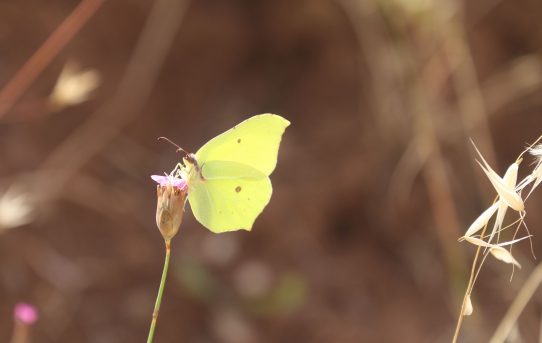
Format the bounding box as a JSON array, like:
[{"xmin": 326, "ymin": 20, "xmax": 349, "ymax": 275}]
[
  {"xmin": 490, "ymin": 264, "xmax": 542, "ymax": 343},
  {"xmin": 453, "ymin": 220, "xmax": 491, "ymax": 342},
  {"xmin": 409, "ymin": 81, "xmax": 467, "ymax": 296},
  {"xmin": 147, "ymin": 240, "xmax": 171, "ymax": 343},
  {"xmin": 438, "ymin": 12, "xmax": 497, "ymax": 166},
  {"xmin": 0, "ymin": 0, "xmax": 106, "ymax": 118}
]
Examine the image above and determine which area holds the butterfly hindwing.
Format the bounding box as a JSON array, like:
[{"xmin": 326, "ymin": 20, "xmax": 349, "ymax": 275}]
[{"xmin": 188, "ymin": 173, "xmax": 272, "ymax": 233}]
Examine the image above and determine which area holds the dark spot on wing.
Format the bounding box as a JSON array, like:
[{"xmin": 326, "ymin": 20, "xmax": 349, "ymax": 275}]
[
  {"xmin": 235, "ymin": 186, "xmax": 242, "ymax": 193},
  {"xmin": 237, "ymin": 138, "xmax": 241, "ymax": 143}
]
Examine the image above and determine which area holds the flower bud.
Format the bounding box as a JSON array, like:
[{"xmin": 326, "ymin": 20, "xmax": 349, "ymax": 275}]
[{"xmin": 152, "ymin": 175, "xmax": 187, "ymax": 241}]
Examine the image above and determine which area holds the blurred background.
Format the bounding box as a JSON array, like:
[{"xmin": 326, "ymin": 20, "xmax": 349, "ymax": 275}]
[{"xmin": 0, "ymin": 0, "xmax": 542, "ymax": 342}]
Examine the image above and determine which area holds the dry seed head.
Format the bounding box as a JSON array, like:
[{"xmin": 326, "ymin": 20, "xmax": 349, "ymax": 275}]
[
  {"xmin": 529, "ymin": 144, "xmax": 542, "ymax": 158},
  {"xmin": 476, "ymin": 161, "xmax": 524, "ymax": 212},
  {"xmin": 472, "ymin": 141, "xmax": 524, "ymax": 211},
  {"xmin": 487, "ymin": 163, "xmax": 518, "ymax": 244},
  {"xmin": 464, "ymin": 236, "xmax": 528, "ymax": 267},
  {"xmin": 489, "ymin": 247, "xmax": 521, "ymax": 268},
  {"xmin": 155, "ymin": 179, "xmax": 187, "ymax": 241},
  {"xmin": 522, "ymin": 147, "xmax": 542, "ymax": 196},
  {"xmin": 463, "ymin": 295, "xmax": 473, "ymax": 316},
  {"xmin": 504, "ymin": 163, "xmax": 519, "ymax": 187},
  {"xmin": 464, "ymin": 202, "xmax": 499, "ymax": 238},
  {"xmin": 464, "ymin": 235, "xmax": 531, "ymax": 249},
  {"xmin": 488, "ymin": 202, "xmax": 508, "ymax": 245}
]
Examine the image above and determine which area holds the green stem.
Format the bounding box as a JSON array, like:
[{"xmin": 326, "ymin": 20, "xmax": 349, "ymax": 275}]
[{"xmin": 147, "ymin": 240, "xmax": 171, "ymax": 343}]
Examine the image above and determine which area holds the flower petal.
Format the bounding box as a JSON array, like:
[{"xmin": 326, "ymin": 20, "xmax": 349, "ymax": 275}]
[
  {"xmin": 151, "ymin": 175, "xmax": 169, "ymax": 186},
  {"xmin": 169, "ymin": 177, "xmax": 187, "ymax": 189},
  {"xmin": 151, "ymin": 174, "xmax": 187, "ymax": 191}
]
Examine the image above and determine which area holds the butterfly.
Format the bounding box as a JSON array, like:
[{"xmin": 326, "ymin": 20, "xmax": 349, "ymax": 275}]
[{"xmin": 157, "ymin": 113, "xmax": 290, "ymax": 233}]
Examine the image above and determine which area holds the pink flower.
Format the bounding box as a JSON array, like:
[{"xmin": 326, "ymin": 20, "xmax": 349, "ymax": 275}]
[
  {"xmin": 151, "ymin": 174, "xmax": 187, "ymax": 191},
  {"xmin": 151, "ymin": 174, "xmax": 188, "ymax": 241},
  {"xmin": 13, "ymin": 303, "xmax": 38, "ymax": 325}
]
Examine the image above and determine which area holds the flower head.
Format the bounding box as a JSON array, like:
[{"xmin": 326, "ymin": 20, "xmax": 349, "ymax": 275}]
[
  {"xmin": 152, "ymin": 174, "xmax": 188, "ymax": 241},
  {"xmin": 13, "ymin": 303, "xmax": 38, "ymax": 325},
  {"xmin": 151, "ymin": 174, "xmax": 187, "ymax": 191}
]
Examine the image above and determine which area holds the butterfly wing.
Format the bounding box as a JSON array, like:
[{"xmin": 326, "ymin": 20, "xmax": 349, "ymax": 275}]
[
  {"xmin": 194, "ymin": 113, "xmax": 290, "ymax": 176},
  {"xmin": 187, "ymin": 114, "xmax": 288, "ymax": 232},
  {"xmin": 188, "ymin": 161, "xmax": 272, "ymax": 233}
]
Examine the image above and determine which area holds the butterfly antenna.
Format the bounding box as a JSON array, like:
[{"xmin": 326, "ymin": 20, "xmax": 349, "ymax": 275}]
[{"xmin": 157, "ymin": 137, "xmax": 189, "ymax": 156}]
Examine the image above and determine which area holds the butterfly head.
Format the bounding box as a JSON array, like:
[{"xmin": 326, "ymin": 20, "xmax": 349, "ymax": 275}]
[
  {"xmin": 183, "ymin": 153, "xmax": 198, "ymax": 168},
  {"xmin": 182, "ymin": 153, "xmax": 205, "ymax": 183}
]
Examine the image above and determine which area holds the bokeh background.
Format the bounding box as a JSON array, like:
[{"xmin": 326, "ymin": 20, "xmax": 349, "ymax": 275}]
[{"xmin": 1, "ymin": 0, "xmax": 542, "ymax": 342}]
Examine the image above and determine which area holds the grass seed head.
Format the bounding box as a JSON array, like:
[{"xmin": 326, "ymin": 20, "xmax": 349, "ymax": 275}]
[
  {"xmin": 529, "ymin": 144, "xmax": 542, "ymax": 158},
  {"xmin": 476, "ymin": 161, "xmax": 524, "ymax": 212},
  {"xmin": 463, "ymin": 295, "xmax": 473, "ymax": 316},
  {"xmin": 464, "ymin": 202, "xmax": 500, "ymax": 238},
  {"xmin": 472, "ymin": 141, "xmax": 524, "ymax": 211},
  {"xmin": 489, "ymin": 247, "xmax": 521, "ymax": 268}
]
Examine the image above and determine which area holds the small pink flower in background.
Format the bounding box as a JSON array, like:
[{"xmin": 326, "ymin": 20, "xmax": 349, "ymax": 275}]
[
  {"xmin": 14, "ymin": 303, "xmax": 38, "ymax": 325},
  {"xmin": 10, "ymin": 302, "xmax": 38, "ymax": 343},
  {"xmin": 151, "ymin": 174, "xmax": 187, "ymax": 191}
]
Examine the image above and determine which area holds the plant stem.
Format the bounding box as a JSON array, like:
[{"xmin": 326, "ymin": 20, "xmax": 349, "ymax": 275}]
[
  {"xmin": 453, "ymin": 197, "xmax": 499, "ymax": 343},
  {"xmin": 490, "ymin": 263, "xmax": 542, "ymax": 343},
  {"xmin": 452, "ymin": 237, "xmax": 484, "ymax": 342},
  {"xmin": 147, "ymin": 240, "xmax": 171, "ymax": 343}
]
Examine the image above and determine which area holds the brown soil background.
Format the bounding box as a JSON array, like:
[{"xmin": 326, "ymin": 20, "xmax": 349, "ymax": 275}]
[{"xmin": 1, "ymin": 0, "xmax": 542, "ymax": 342}]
